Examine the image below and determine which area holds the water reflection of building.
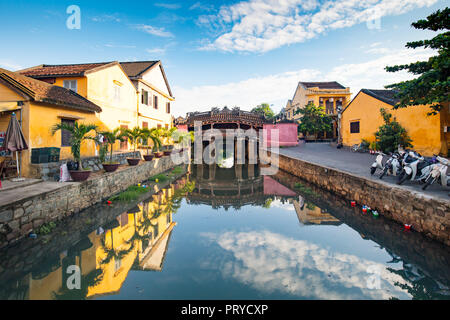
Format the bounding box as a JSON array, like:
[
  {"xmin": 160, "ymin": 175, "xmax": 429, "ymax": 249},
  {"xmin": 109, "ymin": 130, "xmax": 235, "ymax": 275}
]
[
  {"xmin": 16, "ymin": 179, "xmax": 187, "ymax": 300},
  {"xmin": 187, "ymin": 164, "xmax": 266, "ymax": 209},
  {"xmin": 293, "ymin": 197, "xmax": 341, "ymax": 226}
]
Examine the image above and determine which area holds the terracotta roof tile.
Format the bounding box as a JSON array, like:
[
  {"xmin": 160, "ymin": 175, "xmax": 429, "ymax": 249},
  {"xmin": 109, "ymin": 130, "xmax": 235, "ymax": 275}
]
[
  {"xmin": 19, "ymin": 62, "xmax": 112, "ymax": 78},
  {"xmin": 0, "ymin": 68, "xmax": 102, "ymax": 113}
]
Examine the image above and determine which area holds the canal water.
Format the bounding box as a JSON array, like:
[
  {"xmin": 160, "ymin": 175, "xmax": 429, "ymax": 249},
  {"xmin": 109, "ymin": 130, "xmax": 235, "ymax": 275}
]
[{"xmin": 0, "ymin": 163, "xmax": 449, "ymax": 300}]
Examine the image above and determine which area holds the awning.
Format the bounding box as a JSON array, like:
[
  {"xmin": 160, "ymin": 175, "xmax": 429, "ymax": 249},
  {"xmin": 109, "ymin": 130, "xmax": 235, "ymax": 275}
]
[{"xmin": 0, "ymin": 102, "xmax": 21, "ymax": 113}]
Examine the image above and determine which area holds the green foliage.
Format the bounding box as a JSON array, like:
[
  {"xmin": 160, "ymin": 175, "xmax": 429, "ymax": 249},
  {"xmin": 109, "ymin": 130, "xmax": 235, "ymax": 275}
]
[
  {"xmin": 385, "ymin": 7, "xmax": 449, "ymax": 114},
  {"xmin": 109, "ymin": 185, "xmax": 148, "ymax": 202},
  {"xmin": 294, "ymin": 182, "xmax": 318, "ymax": 197},
  {"xmin": 51, "ymin": 122, "xmax": 98, "ymax": 170},
  {"xmin": 37, "ymin": 221, "xmax": 57, "ymax": 235},
  {"xmin": 295, "ymin": 103, "xmax": 332, "ymax": 138},
  {"xmin": 171, "ymin": 166, "xmax": 184, "ymax": 175},
  {"xmin": 141, "ymin": 127, "xmax": 162, "ymax": 155},
  {"xmin": 149, "ymin": 173, "xmax": 169, "ymax": 182},
  {"xmin": 251, "ymin": 103, "xmax": 275, "ymax": 120},
  {"xmin": 263, "ymin": 198, "xmax": 273, "ymax": 209},
  {"xmin": 99, "ymin": 128, "xmax": 127, "ymax": 163},
  {"xmin": 374, "ymin": 108, "xmax": 413, "ymax": 153},
  {"xmin": 122, "ymin": 126, "xmax": 144, "ymax": 154}
]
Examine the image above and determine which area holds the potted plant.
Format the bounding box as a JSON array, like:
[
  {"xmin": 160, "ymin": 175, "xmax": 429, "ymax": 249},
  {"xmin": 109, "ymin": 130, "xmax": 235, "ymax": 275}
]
[
  {"xmin": 161, "ymin": 127, "xmax": 177, "ymax": 156},
  {"xmin": 99, "ymin": 128, "xmax": 126, "ymax": 172},
  {"xmin": 51, "ymin": 122, "xmax": 98, "ymax": 182},
  {"xmin": 140, "ymin": 128, "xmax": 162, "ymax": 161},
  {"xmin": 123, "ymin": 127, "xmax": 142, "ymax": 166},
  {"xmin": 151, "ymin": 128, "xmax": 164, "ymax": 158}
]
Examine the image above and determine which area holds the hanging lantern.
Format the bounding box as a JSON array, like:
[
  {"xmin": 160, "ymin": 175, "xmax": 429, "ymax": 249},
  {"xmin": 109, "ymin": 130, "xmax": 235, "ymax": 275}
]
[{"xmin": 351, "ymin": 201, "xmax": 356, "ymax": 207}]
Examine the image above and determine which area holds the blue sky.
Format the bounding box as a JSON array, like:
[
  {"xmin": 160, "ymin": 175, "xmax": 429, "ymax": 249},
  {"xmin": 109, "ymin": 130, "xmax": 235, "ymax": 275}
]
[{"xmin": 0, "ymin": 0, "xmax": 445, "ymax": 116}]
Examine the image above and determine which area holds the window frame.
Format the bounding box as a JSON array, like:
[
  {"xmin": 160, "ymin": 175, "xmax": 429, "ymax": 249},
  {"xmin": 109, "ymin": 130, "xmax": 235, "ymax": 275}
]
[
  {"xmin": 61, "ymin": 118, "xmax": 75, "ymax": 147},
  {"xmin": 63, "ymin": 80, "xmax": 77, "ymax": 93},
  {"xmin": 154, "ymin": 95, "xmax": 158, "ymax": 109},
  {"xmin": 350, "ymin": 121, "xmax": 360, "ymax": 134}
]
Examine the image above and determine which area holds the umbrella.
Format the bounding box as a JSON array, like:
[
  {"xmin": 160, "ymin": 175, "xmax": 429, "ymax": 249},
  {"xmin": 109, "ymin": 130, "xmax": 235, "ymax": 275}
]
[{"xmin": 1, "ymin": 112, "xmax": 28, "ymax": 180}]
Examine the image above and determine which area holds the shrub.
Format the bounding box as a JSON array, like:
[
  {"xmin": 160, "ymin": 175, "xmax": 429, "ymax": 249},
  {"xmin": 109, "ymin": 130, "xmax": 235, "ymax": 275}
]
[{"xmin": 374, "ymin": 108, "xmax": 413, "ymax": 153}]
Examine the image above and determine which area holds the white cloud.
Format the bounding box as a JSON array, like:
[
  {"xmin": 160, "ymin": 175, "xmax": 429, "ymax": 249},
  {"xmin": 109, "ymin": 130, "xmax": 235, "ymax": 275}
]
[
  {"xmin": 0, "ymin": 60, "xmax": 23, "ymax": 71},
  {"xmin": 133, "ymin": 24, "xmax": 174, "ymax": 38},
  {"xmin": 200, "ymin": 0, "xmax": 439, "ymax": 53},
  {"xmin": 155, "ymin": 3, "xmax": 182, "ymax": 10},
  {"xmin": 173, "ymin": 48, "xmax": 434, "ymax": 116},
  {"xmin": 201, "ymin": 230, "xmax": 411, "ymax": 299},
  {"xmin": 173, "ymin": 68, "xmax": 321, "ymax": 116},
  {"xmin": 146, "ymin": 47, "xmax": 167, "ymax": 55},
  {"xmin": 91, "ymin": 14, "xmax": 121, "ymax": 23},
  {"xmin": 190, "ymin": 2, "xmax": 215, "ymax": 11}
]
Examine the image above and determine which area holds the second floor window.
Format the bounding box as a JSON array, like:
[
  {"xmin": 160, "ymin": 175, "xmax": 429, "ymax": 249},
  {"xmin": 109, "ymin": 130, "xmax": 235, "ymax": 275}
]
[
  {"xmin": 63, "ymin": 80, "xmax": 77, "ymax": 93},
  {"xmin": 166, "ymin": 102, "xmax": 170, "ymax": 114},
  {"xmin": 154, "ymin": 95, "xmax": 158, "ymax": 109},
  {"xmin": 141, "ymin": 90, "xmax": 149, "ymax": 105}
]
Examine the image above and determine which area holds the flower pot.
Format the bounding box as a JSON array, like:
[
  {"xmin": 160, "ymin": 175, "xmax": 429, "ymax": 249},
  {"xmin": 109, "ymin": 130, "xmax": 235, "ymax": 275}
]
[
  {"xmin": 102, "ymin": 163, "xmax": 120, "ymax": 172},
  {"xmin": 163, "ymin": 150, "xmax": 172, "ymax": 156},
  {"xmin": 69, "ymin": 170, "xmax": 92, "ymax": 182},
  {"xmin": 143, "ymin": 155, "xmax": 154, "ymax": 161},
  {"xmin": 127, "ymin": 158, "xmax": 140, "ymax": 166},
  {"xmin": 154, "ymin": 152, "xmax": 163, "ymax": 158}
]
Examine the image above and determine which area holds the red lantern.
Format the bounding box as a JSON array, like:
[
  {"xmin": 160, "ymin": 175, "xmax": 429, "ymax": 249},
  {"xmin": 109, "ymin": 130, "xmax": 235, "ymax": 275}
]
[
  {"xmin": 107, "ymin": 200, "xmax": 112, "ymax": 205},
  {"xmin": 351, "ymin": 201, "xmax": 356, "ymax": 207},
  {"xmin": 404, "ymin": 224, "xmax": 412, "ymax": 230}
]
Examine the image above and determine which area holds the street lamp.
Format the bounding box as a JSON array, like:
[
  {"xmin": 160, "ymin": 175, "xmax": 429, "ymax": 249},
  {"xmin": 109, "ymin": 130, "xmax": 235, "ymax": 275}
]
[{"xmin": 336, "ymin": 105, "xmax": 343, "ymax": 148}]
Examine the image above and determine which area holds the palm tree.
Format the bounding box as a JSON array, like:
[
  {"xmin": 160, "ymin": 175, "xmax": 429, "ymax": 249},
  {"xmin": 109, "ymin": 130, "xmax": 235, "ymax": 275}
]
[
  {"xmin": 99, "ymin": 128, "xmax": 127, "ymax": 163},
  {"xmin": 51, "ymin": 122, "xmax": 98, "ymax": 170},
  {"xmin": 122, "ymin": 126, "xmax": 143, "ymax": 157},
  {"xmin": 149, "ymin": 127, "xmax": 163, "ymax": 153},
  {"xmin": 140, "ymin": 128, "xmax": 162, "ymax": 156}
]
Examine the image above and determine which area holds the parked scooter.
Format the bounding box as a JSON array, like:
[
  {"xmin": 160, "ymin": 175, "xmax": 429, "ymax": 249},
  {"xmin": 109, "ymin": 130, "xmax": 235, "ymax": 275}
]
[
  {"xmin": 370, "ymin": 151, "xmax": 404, "ymax": 179},
  {"xmin": 422, "ymin": 156, "xmax": 449, "ymax": 190},
  {"xmin": 397, "ymin": 151, "xmax": 436, "ymax": 185}
]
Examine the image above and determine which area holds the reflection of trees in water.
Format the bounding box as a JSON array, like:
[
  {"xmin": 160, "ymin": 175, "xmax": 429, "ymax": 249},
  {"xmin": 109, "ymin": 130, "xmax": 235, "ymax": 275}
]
[
  {"xmin": 98, "ymin": 233, "xmax": 136, "ymax": 267},
  {"xmin": 384, "ymin": 249, "xmax": 450, "ymax": 300},
  {"xmin": 52, "ymin": 268, "xmax": 103, "ymax": 300}
]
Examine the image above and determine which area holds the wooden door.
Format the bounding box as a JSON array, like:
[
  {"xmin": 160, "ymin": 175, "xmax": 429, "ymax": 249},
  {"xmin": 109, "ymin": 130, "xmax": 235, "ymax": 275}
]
[{"xmin": 120, "ymin": 125, "xmax": 128, "ymax": 150}]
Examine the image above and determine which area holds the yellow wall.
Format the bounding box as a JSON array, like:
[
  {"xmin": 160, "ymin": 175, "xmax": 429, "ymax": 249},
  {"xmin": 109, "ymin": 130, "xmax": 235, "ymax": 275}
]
[
  {"xmin": 86, "ymin": 65, "xmax": 139, "ymax": 133},
  {"xmin": 0, "ymin": 81, "xmax": 103, "ymax": 178},
  {"xmin": 53, "ymin": 77, "xmax": 88, "ymax": 98},
  {"xmin": 341, "ymin": 91, "xmax": 447, "ymax": 156}
]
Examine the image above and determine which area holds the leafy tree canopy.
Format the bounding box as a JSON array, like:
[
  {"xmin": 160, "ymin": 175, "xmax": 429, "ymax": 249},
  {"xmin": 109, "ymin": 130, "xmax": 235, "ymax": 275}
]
[
  {"xmin": 251, "ymin": 103, "xmax": 275, "ymax": 119},
  {"xmin": 295, "ymin": 103, "xmax": 332, "ymax": 137},
  {"xmin": 385, "ymin": 7, "xmax": 449, "ymax": 114}
]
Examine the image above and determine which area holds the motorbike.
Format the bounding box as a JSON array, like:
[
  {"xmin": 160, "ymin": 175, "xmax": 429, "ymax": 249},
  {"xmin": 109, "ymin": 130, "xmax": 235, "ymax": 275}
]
[
  {"xmin": 422, "ymin": 156, "xmax": 449, "ymax": 190},
  {"xmin": 370, "ymin": 151, "xmax": 404, "ymax": 179},
  {"xmin": 397, "ymin": 151, "xmax": 436, "ymax": 185}
]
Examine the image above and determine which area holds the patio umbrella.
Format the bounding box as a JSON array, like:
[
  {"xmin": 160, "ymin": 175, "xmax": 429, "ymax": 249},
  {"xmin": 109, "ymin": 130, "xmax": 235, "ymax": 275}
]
[{"xmin": 1, "ymin": 112, "xmax": 28, "ymax": 180}]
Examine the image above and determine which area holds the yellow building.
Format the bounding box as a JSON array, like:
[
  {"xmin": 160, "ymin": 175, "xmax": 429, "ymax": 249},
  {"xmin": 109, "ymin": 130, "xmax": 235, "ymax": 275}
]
[
  {"xmin": 120, "ymin": 61, "xmax": 175, "ymax": 130},
  {"xmin": 0, "ymin": 68, "xmax": 102, "ymax": 177},
  {"xmin": 19, "ymin": 60, "xmax": 175, "ymax": 151},
  {"xmin": 341, "ymin": 89, "xmax": 450, "ymax": 156},
  {"xmin": 286, "ymin": 81, "xmax": 351, "ymax": 139}
]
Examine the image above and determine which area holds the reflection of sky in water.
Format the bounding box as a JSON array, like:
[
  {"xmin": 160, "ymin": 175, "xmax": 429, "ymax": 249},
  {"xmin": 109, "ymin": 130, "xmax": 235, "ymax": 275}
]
[{"xmin": 200, "ymin": 230, "xmax": 411, "ymax": 300}]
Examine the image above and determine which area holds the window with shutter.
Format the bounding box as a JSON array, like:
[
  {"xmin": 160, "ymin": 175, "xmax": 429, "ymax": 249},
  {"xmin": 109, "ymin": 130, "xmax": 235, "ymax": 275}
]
[
  {"xmin": 61, "ymin": 119, "xmax": 75, "ymax": 147},
  {"xmin": 166, "ymin": 102, "xmax": 170, "ymax": 114},
  {"xmin": 154, "ymin": 95, "xmax": 158, "ymax": 109}
]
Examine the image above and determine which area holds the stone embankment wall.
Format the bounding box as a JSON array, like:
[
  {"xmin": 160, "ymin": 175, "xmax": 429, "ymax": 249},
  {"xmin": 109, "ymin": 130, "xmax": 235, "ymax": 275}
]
[
  {"xmin": 0, "ymin": 154, "xmax": 183, "ymax": 247},
  {"xmin": 29, "ymin": 151, "xmax": 140, "ymax": 181},
  {"xmin": 261, "ymin": 150, "xmax": 450, "ymax": 246}
]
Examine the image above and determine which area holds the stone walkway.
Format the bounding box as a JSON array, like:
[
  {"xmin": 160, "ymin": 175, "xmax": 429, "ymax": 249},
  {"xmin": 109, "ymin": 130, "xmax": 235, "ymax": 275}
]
[{"xmin": 275, "ymin": 142, "xmax": 449, "ymax": 201}]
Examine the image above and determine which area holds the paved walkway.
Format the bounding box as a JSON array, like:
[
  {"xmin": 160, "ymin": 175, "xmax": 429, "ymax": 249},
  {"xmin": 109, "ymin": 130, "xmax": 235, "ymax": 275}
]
[{"xmin": 275, "ymin": 142, "xmax": 449, "ymax": 201}]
